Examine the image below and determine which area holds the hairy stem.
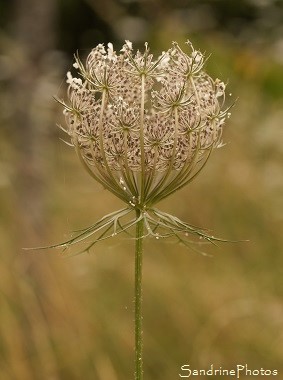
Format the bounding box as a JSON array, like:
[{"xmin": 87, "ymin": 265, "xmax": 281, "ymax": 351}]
[{"xmin": 135, "ymin": 210, "xmax": 144, "ymax": 380}]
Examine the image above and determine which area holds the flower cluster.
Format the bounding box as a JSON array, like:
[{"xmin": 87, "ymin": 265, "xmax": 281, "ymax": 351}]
[
  {"xmin": 52, "ymin": 40, "xmax": 232, "ymax": 255},
  {"xmin": 59, "ymin": 40, "xmax": 229, "ymax": 211}
]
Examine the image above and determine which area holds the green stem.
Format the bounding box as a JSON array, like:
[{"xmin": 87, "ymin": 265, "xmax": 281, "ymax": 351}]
[{"xmin": 135, "ymin": 210, "xmax": 144, "ymax": 380}]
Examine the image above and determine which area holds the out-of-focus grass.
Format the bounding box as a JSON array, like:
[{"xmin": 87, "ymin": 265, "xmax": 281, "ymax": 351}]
[{"xmin": 1, "ymin": 36, "xmax": 283, "ymax": 379}]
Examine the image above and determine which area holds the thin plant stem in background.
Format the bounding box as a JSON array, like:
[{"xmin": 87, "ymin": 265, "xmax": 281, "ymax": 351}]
[{"xmin": 29, "ymin": 40, "xmax": 233, "ymax": 379}]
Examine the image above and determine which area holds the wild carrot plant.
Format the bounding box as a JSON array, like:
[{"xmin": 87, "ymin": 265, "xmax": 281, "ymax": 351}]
[{"xmin": 52, "ymin": 40, "xmax": 231, "ymax": 379}]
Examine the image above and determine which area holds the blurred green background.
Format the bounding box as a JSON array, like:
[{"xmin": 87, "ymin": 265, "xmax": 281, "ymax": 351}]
[{"xmin": 1, "ymin": 0, "xmax": 283, "ymax": 379}]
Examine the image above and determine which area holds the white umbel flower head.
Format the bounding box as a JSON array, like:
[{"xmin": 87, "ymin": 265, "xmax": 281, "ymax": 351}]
[
  {"xmin": 59, "ymin": 40, "xmax": 229, "ymax": 210},
  {"xmin": 53, "ymin": 40, "xmax": 233, "ymax": 255}
]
